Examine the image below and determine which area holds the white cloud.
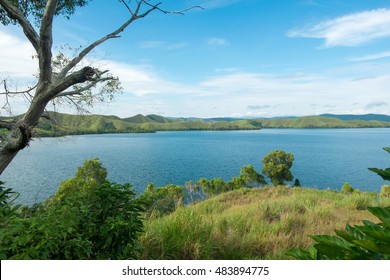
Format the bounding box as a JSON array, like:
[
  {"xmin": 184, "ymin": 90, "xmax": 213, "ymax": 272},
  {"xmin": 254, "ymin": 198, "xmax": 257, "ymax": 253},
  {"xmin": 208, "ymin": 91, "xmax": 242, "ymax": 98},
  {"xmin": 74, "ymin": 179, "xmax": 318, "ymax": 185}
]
[
  {"xmin": 0, "ymin": 30, "xmax": 37, "ymax": 78},
  {"xmin": 288, "ymin": 8, "xmax": 390, "ymax": 47}
]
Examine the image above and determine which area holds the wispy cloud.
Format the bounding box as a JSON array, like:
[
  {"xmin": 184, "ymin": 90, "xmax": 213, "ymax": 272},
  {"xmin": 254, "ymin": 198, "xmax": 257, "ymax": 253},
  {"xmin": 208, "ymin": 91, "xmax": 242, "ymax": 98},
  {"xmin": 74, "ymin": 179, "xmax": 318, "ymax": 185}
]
[
  {"xmin": 207, "ymin": 37, "xmax": 229, "ymax": 46},
  {"xmin": 247, "ymin": 105, "xmax": 272, "ymax": 110},
  {"xmin": 349, "ymin": 51, "xmax": 390, "ymax": 62},
  {"xmin": 288, "ymin": 8, "xmax": 390, "ymax": 47},
  {"xmin": 365, "ymin": 101, "xmax": 388, "ymax": 110},
  {"xmin": 191, "ymin": 0, "xmax": 245, "ymax": 9},
  {"xmin": 138, "ymin": 41, "xmax": 187, "ymax": 50}
]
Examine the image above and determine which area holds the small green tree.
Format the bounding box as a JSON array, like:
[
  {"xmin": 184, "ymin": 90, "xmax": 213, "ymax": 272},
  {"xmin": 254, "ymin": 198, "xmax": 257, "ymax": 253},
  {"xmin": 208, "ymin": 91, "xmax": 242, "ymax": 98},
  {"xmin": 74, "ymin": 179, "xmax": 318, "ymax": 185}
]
[
  {"xmin": 239, "ymin": 164, "xmax": 266, "ymax": 187},
  {"xmin": 262, "ymin": 150, "xmax": 294, "ymax": 186},
  {"xmin": 341, "ymin": 182, "xmax": 354, "ymax": 194},
  {"xmin": 139, "ymin": 183, "xmax": 184, "ymax": 218}
]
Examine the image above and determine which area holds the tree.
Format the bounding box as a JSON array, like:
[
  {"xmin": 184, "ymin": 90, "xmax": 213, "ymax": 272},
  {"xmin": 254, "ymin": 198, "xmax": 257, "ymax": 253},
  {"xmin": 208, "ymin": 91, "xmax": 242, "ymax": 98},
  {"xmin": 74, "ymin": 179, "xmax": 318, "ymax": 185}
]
[
  {"xmin": 0, "ymin": 0, "xmax": 200, "ymax": 175},
  {"xmin": 261, "ymin": 150, "xmax": 294, "ymax": 186},
  {"xmin": 239, "ymin": 164, "xmax": 266, "ymax": 187}
]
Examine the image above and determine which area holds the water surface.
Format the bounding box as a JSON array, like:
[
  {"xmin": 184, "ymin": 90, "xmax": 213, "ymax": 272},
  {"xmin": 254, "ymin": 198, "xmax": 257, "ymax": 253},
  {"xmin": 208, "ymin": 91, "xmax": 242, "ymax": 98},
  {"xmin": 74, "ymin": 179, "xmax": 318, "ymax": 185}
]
[{"xmin": 2, "ymin": 129, "xmax": 389, "ymax": 205}]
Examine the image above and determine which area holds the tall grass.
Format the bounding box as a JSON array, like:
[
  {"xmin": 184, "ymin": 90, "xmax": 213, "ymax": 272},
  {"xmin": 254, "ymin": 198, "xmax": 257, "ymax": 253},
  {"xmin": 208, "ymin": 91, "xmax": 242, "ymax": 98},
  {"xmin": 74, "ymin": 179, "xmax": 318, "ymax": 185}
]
[{"xmin": 138, "ymin": 186, "xmax": 390, "ymax": 260}]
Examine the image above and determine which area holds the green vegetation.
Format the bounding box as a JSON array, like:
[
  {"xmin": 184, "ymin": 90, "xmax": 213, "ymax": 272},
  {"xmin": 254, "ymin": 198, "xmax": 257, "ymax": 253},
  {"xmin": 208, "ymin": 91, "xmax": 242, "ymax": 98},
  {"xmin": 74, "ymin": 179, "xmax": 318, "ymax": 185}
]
[
  {"xmin": 0, "ymin": 160, "xmax": 144, "ymax": 259},
  {"xmin": 369, "ymin": 147, "xmax": 390, "ymax": 181},
  {"xmin": 3, "ymin": 112, "xmax": 390, "ymax": 138},
  {"xmin": 341, "ymin": 182, "xmax": 354, "ymax": 194},
  {"xmin": 288, "ymin": 146, "xmax": 390, "ymax": 260},
  {"xmin": 31, "ymin": 112, "xmax": 263, "ymax": 136},
  {"xmin": 380, "ymin": 185, "xmax": 390, "ymax": 198},
  {"xmin": 262, "ymin": 150, "xmax": 294, "ymax": 186}
]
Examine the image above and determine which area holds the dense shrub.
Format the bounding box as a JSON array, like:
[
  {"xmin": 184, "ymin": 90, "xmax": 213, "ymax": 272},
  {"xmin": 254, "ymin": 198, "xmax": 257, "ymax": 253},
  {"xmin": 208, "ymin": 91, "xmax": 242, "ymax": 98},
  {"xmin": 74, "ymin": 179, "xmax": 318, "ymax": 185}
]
[
  {"xmin": 262, "ymin": 150, "xmax": 294, "ymax": 186},
  {"xmin": 139, "ymin": 183, "xmax": 184, "ymax": 218},
  {"xmin": 0, "ymin": 159, "xmax": 144, "ymax": 259},
  {"xmin": 380, "ymin": 185, "xmax": 390, "ymax": 198},
  {"xmin": 341, "ymin": 182, "xmax": 354, "ymax": 194}
]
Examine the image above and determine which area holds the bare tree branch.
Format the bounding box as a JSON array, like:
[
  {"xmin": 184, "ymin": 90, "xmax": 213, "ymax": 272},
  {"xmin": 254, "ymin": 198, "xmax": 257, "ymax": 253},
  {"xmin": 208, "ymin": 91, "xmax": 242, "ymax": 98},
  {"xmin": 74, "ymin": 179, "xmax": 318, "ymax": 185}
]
[
  {"xmin": 37, "ymin": 0, "xmax": 59, "ymax": 86},
  {"xmin": 49, "ymin": 66, "xmax": 96, "ymax": 98},
  {"xmin": 56, "ymin": 76, "xmax": 116, "ymax": 97},
  {"xmin": 57, "ymin": 0, "xmax": 188, "ymax": 79},
  {"xmin": 0, "ymin": 0, "xmax": 40, "ymax": 52},
  {"xmin": 141, "ymin": 0, "xmax": 204, "ymax": 15}
]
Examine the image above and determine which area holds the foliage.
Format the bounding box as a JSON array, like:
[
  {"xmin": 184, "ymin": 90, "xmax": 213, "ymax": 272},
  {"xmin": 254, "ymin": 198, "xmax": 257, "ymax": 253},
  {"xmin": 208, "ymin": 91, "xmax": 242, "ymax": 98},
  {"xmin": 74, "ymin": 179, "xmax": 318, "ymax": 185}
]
[
  {"xmin": 196, "ymin": 177, "xmax": 244, "ymax": 198},
  {"xmin": 139, "ymin": 183, "xmax": 184, "ymax": 218},
  {"xmin": 262, "ymin": 150, "xmax": 294, "ymax": 186},
  {"xmin": 369, "ymin": 147, "xmax": 390, "ymax": 181},
  {"xmin": 0, "ymin": 0, "xmax": 91, "ymax": 26},
  {"xmin": 293, "ymin": 178, "xmax": 301, "ymax": 187},
  {"xmin": 0, "ymin": 159, "xmax": 144, "ymax": 259},
  {"xmin": 0, "ymin": 181, "xmax": 21, "ymax": 225},
  {"xmin": 239, "ymin": 164, "xmax": 266, "ymax": 187},
  {"xmin": 380, "ymin": 185, "xmax": 390, "ymax": 198},
  {"xmin": 341, "ymin": 182, "xmax": 354, "ymax": 194},
  {"xmin": 287, "ymin": 206, "xmax": 390, "ymax": 260}
]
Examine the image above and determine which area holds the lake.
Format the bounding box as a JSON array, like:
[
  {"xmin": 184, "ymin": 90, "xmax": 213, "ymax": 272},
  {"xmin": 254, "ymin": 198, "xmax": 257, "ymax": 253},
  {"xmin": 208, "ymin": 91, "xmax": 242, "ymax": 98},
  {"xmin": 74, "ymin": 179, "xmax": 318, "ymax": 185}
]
[{"xmin": 1, "ymin": 128, "xmax": 390, "ymax": 205}]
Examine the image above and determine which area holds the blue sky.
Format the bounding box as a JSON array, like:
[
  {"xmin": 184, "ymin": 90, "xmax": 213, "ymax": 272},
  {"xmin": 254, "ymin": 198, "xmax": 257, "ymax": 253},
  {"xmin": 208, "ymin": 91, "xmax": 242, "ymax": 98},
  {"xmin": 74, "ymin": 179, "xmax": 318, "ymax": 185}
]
[{"xmin": 1, "ymin": 0, "xmax": 390, "ymax": 117}]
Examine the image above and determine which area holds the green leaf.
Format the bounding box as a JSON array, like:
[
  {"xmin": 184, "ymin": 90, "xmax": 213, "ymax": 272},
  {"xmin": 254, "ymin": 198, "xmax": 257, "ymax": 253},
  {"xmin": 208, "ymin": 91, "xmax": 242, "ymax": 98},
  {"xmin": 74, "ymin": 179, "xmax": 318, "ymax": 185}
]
[
  {"xmin": 311, "ymin": 235, "xmax": 355, "ymax": 252},
  {"xmin": 355, "ymin": 225, "xmax": 390, "ymax": 244},
  {"xmin": 287, "ymin": 248, "xmax": 316, "ymax": 260},
  {"xmin": 367, "ymin": 206, "xmax": 390, "ymax": 227}
]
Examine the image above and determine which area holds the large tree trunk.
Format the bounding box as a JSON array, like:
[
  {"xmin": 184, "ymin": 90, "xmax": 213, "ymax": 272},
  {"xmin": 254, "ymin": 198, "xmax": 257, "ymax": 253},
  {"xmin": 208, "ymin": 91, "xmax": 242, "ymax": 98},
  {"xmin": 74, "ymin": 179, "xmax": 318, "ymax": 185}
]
[
  {"xmin": 0, "ymin": 92, "xmax": 50, "ymax": 175},
  {"xmin": 0, "ymin": 122, "xmax": 32, "ymax": 174}
]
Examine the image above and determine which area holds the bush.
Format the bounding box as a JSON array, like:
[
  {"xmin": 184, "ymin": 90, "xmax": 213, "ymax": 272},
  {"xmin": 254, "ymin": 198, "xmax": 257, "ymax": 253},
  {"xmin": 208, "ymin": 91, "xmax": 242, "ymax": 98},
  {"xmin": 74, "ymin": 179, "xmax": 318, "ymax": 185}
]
[
  {"xmin": 0, "ymin": 159, "xmax": 144, "ymax": 260},
  {"xmin": 380, "ymin": 185, "xmax": 390, "ymax": 198},
  {"xmin": 341, "ymin": 182, "xmax": 354, "ymax": 194},
  {"xmin": 139, "ymin": 183, "xmax": 184, "ymax": 218}
]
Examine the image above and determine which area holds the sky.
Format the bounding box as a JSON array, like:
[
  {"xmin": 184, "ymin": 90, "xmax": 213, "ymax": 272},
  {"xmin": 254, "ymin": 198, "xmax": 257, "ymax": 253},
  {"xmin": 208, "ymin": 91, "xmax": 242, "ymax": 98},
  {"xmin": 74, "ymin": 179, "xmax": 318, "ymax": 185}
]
[{"xmin": 1, "ymin": 0, "xmax": 390, "ymax": 118}]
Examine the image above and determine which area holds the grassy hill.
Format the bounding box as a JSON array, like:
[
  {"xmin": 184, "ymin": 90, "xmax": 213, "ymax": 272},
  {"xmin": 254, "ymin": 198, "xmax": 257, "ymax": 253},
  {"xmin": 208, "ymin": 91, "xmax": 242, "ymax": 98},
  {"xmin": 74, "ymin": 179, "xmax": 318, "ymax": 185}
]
[
  {"xmin": 139, "ymin": 186, "xmax": 390, "ymax": 260},
  {"xmin": 2, "ymin": 112, "xmax": 390, "ymax": 137},
  {"xmin": 32, "ymin": 112, "xmax": 263, "ymax": 136},
  {"xmin": 257, "ymin": 115, "xmax": 390, "ymax": 128},
  {"xmin": 320, "ymin": 113, "xmax": 390, "ymax": 122}
]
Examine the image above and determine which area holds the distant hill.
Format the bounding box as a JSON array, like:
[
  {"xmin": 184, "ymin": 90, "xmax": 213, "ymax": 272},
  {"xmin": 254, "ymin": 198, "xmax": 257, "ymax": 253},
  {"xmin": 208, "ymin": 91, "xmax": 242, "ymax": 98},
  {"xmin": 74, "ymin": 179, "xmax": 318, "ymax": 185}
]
[
  {"xmin": 1, "ymin": 112, "xmax": 389, "ymax": 137},
  {"xmin": 257, "ymin": 115, "xmax": 390, "ymax": 128},
  {"xmin": 320, "ymin": 114, "xmax": 390, "ymax": 122}
]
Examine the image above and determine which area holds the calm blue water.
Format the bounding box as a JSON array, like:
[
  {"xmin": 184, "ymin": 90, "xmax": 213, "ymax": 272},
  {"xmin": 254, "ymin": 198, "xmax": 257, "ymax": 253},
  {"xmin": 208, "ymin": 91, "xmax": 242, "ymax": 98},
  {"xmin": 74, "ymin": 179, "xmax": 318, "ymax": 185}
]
[{"xmin": 1, "ymin": 129, "xmax": 390, "ymax": 205}]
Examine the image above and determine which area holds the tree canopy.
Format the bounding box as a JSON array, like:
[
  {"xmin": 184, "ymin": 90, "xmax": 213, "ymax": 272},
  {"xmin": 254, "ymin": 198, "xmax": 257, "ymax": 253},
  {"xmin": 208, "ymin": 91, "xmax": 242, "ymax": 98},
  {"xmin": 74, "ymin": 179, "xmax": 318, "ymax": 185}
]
[{"xmin": 262, "ymin": 150, "xmax": 294, "ymax": 186}]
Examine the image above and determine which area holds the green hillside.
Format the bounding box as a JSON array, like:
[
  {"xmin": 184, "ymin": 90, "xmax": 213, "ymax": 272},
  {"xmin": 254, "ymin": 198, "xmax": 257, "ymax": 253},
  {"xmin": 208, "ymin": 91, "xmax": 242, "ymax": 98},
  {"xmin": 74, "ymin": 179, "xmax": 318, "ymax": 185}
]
[
  {"xmin": 2, "ymin": 112, "xmax": 390, "ymax": 137},
  {"xmin": 31, "ymin": 112, "xmax": 263, "ymax": 136},
  {"xmin": 257, "ymin": 115, "xmax": 390, "ymax": 128}
]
